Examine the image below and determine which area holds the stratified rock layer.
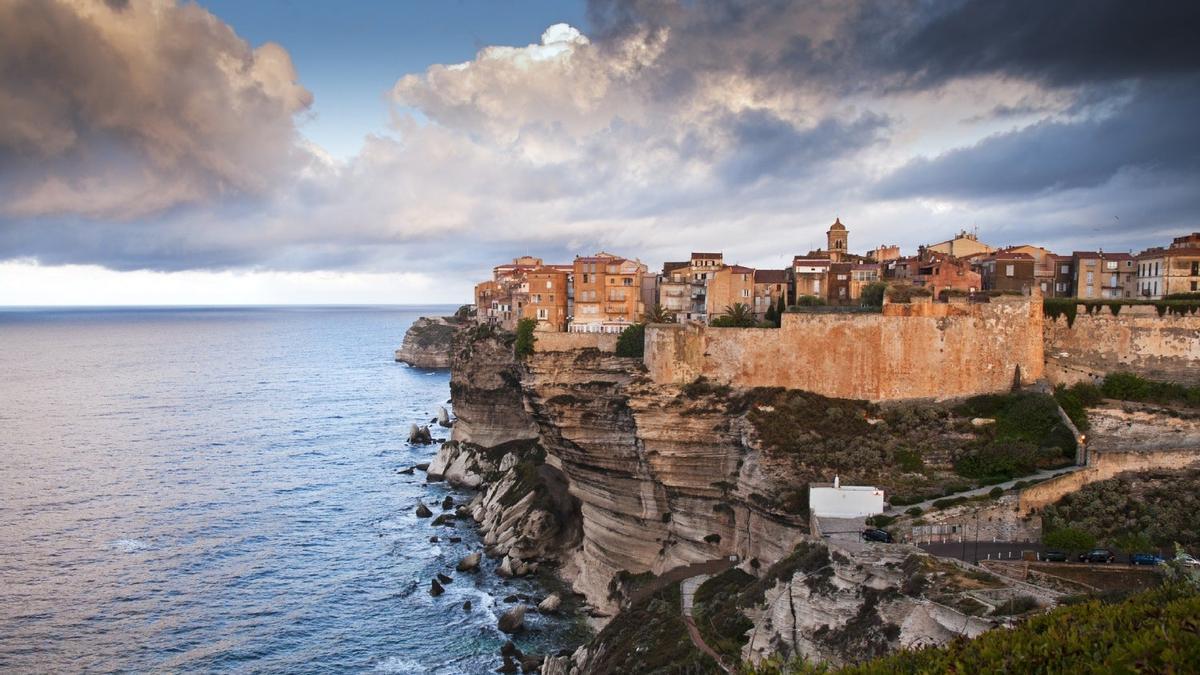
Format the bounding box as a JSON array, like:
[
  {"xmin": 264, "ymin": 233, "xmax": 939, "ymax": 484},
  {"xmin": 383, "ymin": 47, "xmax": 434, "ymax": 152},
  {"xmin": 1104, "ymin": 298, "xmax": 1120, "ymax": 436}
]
[{"xmin": 395, "ymin": 316, "xmax": 462, "ymax": 368}]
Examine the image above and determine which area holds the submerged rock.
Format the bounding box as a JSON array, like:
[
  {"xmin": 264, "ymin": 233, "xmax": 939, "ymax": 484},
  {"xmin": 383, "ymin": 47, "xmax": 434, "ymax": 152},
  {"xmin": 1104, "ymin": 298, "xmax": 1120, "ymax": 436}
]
[
  {"xmin": 431, "ymin": 513, "xmax": 456, "ymax": 527},
  {"xmin": 429, "ymin": 579, "xmax": 444, "ymax": 596},
  {"xmin": 442, "ymin": 495, "xmax": 454, "ymax": 510},
  {"xmin": 436, "ymin": 573, "xmax": 453, "ymax": 585},
  {"xmin": 456, "ymin": 551, "xmax": 481, "ymax": 572},
  {"xmin": 497, "ymin": 605, "xmax": 526, "ymax": 634},
  {"xmin": 462, "ymin": 600, "xmax": 472, "ymax": 611},
  {"xmin": 415, "ymin": 501, "xmax": 433, "ymax": 518}
]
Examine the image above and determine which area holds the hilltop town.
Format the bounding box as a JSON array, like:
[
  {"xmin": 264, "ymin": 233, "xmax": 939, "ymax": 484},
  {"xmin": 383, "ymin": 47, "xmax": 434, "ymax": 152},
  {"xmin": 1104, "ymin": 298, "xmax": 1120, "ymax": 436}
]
[{"xmin": 471, "ymin": 220, "xmax": 1200, "ymax": 334}]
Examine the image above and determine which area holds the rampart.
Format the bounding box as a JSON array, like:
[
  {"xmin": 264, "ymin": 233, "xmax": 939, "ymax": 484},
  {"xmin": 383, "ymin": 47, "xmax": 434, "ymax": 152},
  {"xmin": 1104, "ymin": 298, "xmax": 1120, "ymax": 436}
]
[
  {"xmin": 1043, "ymin": 306, "xmax": 1200, "ymax": 385},
  {"xmin": 1019, "ymin": 449, "xmax": 1200, "ymax": 514},
  {"xmin": 644, "ymin": 294, "xmax": 1043, "ymax": 401},
  {"xmin": 534, "ymin": 331, "xmax": 618, "ymax": 353}
]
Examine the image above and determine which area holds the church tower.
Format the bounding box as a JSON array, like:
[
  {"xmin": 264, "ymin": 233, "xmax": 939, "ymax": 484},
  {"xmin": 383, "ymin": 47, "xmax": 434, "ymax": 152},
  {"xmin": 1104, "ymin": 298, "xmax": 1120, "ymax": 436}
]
[{"xmin": 826, "ymin": 218, "xmax": 848, "ymax": 262}]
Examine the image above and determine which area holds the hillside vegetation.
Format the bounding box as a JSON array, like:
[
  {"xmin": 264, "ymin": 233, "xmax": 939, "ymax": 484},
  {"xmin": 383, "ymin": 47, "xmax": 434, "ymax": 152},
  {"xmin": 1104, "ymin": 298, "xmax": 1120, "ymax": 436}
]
[
  {"xmin": 1042, "ymin": 468, "xmax": 1200, "ymax": 550},
  {"xmin": 726, "ymin": 386, "xmax": 1076, "ymax": 508},
  {"xmin": 746, "ymin": 583, "xmax": 1200, "ymax": 674}
]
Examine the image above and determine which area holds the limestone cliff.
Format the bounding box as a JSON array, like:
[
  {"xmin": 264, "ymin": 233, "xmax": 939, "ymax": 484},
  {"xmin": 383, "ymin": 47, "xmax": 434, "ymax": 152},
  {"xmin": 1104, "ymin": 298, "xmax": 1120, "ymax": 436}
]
[
  {"xmin": 436, "ymin": 330, "xmax": 1059, "ymax": 670},
  {"xmin": 394, "ymin": 316, "xmax": 464, "ymax": 368}
]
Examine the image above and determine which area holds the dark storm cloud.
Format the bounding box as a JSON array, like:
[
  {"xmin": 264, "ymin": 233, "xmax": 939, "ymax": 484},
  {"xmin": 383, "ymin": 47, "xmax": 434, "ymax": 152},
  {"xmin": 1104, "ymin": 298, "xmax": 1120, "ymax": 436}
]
[
  {"xmin": 717, "ymin": 108, "xmax": 889, "ymax": 186},
  {"xmin": 889, "ymin": 0, "xmax": 1200, "ymax": 89},
  {"xmin": 588, "ymin": 0, "xmax": 1200, "ymax": 94},
  {"xmin": 875, "ymin": 78, "xmax": 1200, "ymax": 200}
]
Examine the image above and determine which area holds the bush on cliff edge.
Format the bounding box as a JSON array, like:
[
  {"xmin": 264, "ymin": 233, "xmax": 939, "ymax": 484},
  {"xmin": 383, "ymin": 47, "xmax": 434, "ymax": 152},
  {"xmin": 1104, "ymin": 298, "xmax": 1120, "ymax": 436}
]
[
  {"xmin": 514, "ymin": 318, "xmax": 537, "ymax": 358},
  {"xmin": 615, "ymin": 323, "xmax": 645, "ymax": 357}
]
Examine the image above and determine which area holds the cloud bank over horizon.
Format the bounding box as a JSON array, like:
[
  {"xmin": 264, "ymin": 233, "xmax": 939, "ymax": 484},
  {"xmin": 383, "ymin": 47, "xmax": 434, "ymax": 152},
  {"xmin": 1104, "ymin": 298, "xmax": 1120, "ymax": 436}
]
[{"xmin": 2, "ymin": 0, "xmax": 1199, "ymax": 301}]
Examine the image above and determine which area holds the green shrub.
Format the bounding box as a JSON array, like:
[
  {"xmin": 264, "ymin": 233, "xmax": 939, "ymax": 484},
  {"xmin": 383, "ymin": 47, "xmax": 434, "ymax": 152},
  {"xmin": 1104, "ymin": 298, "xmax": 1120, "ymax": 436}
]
[
  {"xmin": 893, "ymin": 448, "xmax": 924, "ymax": 472},
  {"xmin": 1042, "ymin": 298, "xmax": 1078, "ymax": 327},
  {"xmin": 615, "ymin": 322, "xmax": 645, "ymax": 357},
  {"xmin": 991, "ymin": 595, "xmax": 1039, "ymax": 616},
  {"xmin": 1043, "ymin": 526, "xmax": 1096, "ymax": 552},
  {"xmin": 860, "ymin": 282, "xmax": 887, "ymax": 308},
  {"xmin": 1053, "ymin": 382, "xmax": 1101, "ymax": 431},
  {"xmin": 513, "ymin": 318, "xmax": 537, "ymax": 358},
  {"xmin": 1101, "ymin": 372, "xmax": 1200, "ymax": 408},
  {"xmin": 1042, "ymin": 469, "xmax": 1200, "ymax": 548},
  {"xmin": 988, "ymin": 486, "xmax": 1005, "ymax": 499},
  {"xmin": 905, "ymin": 506, "xmax": 924, "ymax": 517},
  {"xmin": 866, "ymin": 514, "xmax": 896, "ymax": 528},
  {"xmin": 932, "ymin": 496, "xmax": 967, "ymax": 510},
  {"xmin": 885, "ymin": 284, "xmax": 932, "ymax": 303},
  {"xmin": 794, "ymin": 294, "xmax": 826, "ymax": 307},
  {"xmin": 693, "ymin": 568, "xmax": 756, "ymax": 660}
]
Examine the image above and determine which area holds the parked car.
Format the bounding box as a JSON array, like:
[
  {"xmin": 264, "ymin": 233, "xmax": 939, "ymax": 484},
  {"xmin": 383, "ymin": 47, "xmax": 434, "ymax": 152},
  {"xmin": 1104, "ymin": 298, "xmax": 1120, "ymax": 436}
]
[
  {"xmin": 1130, "ymin": 553, "xmax": 1165, "ymax": 566},
  {"xmin": 1042, "ymin": 550, "xmax": 1068, "ymax": 562},
  {"xmin": 862, "ymin": 528, "xmax": 893, "ymax": 543},
  {"xmin": 1176, "ymin": 553, "xmax": 1200, "ymax": 567},
  {"xmin": 1078, "ymin": 548, "xmax": 1115, "ymax": 563}
]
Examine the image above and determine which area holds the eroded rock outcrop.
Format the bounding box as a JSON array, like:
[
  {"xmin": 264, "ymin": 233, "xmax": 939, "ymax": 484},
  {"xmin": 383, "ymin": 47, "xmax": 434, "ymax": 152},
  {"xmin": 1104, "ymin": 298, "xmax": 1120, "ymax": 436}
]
[{"xmin": 395, "ymin": 316, "xmax": 464, "ymax": 368}]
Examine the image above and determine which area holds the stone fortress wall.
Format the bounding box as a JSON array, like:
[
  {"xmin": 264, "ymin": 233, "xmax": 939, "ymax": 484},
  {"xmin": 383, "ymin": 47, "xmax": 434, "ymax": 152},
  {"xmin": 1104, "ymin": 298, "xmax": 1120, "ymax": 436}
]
[
  {"xmin": 1042, "ymin": 305, "xmax": 1200, "ymax": 386},
  {"xmin": 644, "ymin": 293, "xmax": 1045, "ymax": 402}
]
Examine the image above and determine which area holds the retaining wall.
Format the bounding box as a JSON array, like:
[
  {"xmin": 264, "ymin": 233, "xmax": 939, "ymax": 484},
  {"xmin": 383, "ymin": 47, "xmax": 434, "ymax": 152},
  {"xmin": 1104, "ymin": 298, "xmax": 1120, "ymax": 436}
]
[{"xmin": 1043, "ymin": 306, "xmax": 1200, "ymax": 385}]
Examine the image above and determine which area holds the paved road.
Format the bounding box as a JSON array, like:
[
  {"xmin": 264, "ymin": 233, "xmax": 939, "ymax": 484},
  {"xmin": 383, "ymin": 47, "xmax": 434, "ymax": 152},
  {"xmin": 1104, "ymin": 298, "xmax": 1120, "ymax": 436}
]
[
  {"xmin": 884, "ymin": 465, "xmax": 1083, "ymax": 516},
  {"xmin": 921, "ymin": 541, "xmax": 1044, "ymax": 563}
]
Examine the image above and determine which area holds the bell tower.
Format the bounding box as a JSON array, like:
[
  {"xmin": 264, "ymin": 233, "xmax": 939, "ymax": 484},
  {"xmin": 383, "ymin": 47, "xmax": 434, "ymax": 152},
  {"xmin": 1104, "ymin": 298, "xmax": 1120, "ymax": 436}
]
[{"xmin": 826, "ymin": 217, "xmax": 848, "ymax": 261}]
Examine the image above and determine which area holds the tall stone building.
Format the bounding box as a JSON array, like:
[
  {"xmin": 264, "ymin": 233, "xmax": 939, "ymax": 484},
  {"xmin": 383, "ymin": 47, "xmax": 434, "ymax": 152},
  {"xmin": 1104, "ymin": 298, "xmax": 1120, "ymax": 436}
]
[{"xmin": 826, "ymin": 218, "xmax": 848, "ymax": 262}]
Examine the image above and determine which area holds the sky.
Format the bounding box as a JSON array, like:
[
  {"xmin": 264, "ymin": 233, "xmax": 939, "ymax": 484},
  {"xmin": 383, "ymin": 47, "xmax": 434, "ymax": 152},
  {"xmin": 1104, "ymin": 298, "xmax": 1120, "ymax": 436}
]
[{"xmin": 1, "ymin": 0, "xmax": 1199, "ymax": 305}]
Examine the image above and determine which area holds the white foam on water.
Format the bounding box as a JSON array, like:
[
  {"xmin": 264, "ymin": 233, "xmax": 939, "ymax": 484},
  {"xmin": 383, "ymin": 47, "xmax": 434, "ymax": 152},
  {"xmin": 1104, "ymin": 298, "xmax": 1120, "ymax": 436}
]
[
  {"xmin": 111, "ymin": 539, "xmax": 148, "ymax": 553},
  {"xmin": 373, "ymin": 656, "xmax": 429, "ymax": 673}
]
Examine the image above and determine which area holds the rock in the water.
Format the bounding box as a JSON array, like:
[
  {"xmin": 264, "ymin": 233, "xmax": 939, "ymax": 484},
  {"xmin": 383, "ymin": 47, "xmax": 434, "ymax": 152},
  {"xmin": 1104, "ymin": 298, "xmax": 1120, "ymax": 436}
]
[
  {"xmin": 520, "ymin": 655, "xmax": 543, "ymax": 674},
  {"xmin": 503, "ymin": 594, "xmax": 519, "ymax": 603},
  {"xmin": 537, "ymin": 593, "xmax": 561, "ymax": 614},
  {"xmin": 496, "ymin": 657, "xmax": 519, "ymax": 674},
  {"xmin": 415, "ymin": 463, "xmax": 430, "ymax": 471},
  {"xmin": 455, "ymin": 505, "xmax": 471, "ymax": 518},
  {"xmin": 430, "ymin": 579, "xmax": 444, "ymax": 596},
  {"xmin": 436, "ymin": 406, "xmax": 453, "ymax": 428},
  {"xmin": 437, "ymin": 573, "xmax": 453, "ymax": 585},
  {"xmin": 429, "ymin": 536, "xmax": 440, "ymax": 543},
  {"xmin": 442, "ymin": 495, "xmax": 454, "ymax": 510},
  {"xmin": 431, "ymin": 513, "xmax": 456, "ymax": 527},
  {"xmin": 449, "ymin": 536, "xmax": 462, "ymax": 543},
  {"xmin": 497, "ymin": 605, "xmax": 526, "ymax": 634},
  {"xmin": 415, "ymin": 501, "xmax": 433, "ymax": 518},
  {"xmin": 462, "ymin": 600, "xmax": 472, "ymax": 611},
  {"xmin": 456, "ymin": 551, "xmax": 481, "ymax": 572},
  {"xmin": 408, "ymin": 424, "xmax": 433, "ymax": 445},
  {"xmin": 398, "ymin": 466, "xmax": 415, "ymax": 475},
  {"xmin": 497, "ymin": 555, "xmax": 515, "ymax": 578},
  {"xmin": 500, "ymin": 640, "xmax": 522, "ymax": 658}
]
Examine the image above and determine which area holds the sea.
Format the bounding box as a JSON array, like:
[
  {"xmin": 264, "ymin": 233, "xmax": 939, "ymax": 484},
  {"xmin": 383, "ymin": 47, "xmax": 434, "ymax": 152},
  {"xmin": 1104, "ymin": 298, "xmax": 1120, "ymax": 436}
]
[{"xmin": 0, "ymin": 306, "xmax": 586, "ymax": 674}]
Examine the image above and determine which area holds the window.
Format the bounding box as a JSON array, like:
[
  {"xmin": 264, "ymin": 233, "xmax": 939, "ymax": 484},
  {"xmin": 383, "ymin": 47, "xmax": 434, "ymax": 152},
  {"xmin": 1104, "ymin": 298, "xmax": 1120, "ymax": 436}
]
[
  {"xmin": 623, "ymin": 278, "xmax": 633, "ymax": 286},
  {"xmin": 1105, "ymin": 261, "xmax": 1117, "ymax": 270},
  {"xmin": 1192, "ymin": 261, "xmax": 1200, "ymax": 276},
  {"xmin": 1086, "ymin": 271, "xmax": 1094, "ymax": 285},
  {"xmin": 537, "ymin": 309, "xmax": 548, "ymax": 320},
  {"xmin": 740, "ymin": 288, "xmax": 750, "ymax": 298},
  {"xmin": 1061, "ymin": 265, "xmax": 1070, "ymax": 274},
  {"xmin": 546, "ymin": 281, "xmax": 553, "ymax": 289},
  {"xmin": 1005, "ymin": 264, "xmax": 1015, "ymax": 277},
  {"xmin": 1192, "ymin": 281, "xmax": 1198, "ymax": 291}
]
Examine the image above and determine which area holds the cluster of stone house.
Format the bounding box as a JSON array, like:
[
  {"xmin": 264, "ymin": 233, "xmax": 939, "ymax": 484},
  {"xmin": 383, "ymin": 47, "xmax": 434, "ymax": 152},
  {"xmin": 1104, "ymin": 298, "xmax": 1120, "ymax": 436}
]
[{"xmin": 472, "ymin": 224, "xmax": 1200, "ymax": 333}]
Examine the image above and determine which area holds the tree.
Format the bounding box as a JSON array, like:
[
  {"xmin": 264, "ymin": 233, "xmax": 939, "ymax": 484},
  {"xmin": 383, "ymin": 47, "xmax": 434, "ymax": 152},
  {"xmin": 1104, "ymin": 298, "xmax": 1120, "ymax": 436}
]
[
  {"xmin": 764, "ymin": 301, "xmax": 779, "ymax": 326},
  {"xmin": 860, "ymin": 282, "xmax": 887, "ymax": 308},
  {"xmin": 642, "ymin": 303, "xmax": 674, "ymax": 324},
  {"xmin": 514, "ymin": 318, "xmax": 537, "ymax": 358},
  {"xmin": 710, "ymin": 303, "xmax": 756, "ymax": 327},
  {"xmin": 776, "ymin": 295, "xmax": 786, "ymax": 318},
  {"xmin": 1043, "ymin": 527, "xmax": 1095, "ymax": 553},
  {"xmin": 615, "ymin": 323, "xmax": 645, "ymax": 357}
]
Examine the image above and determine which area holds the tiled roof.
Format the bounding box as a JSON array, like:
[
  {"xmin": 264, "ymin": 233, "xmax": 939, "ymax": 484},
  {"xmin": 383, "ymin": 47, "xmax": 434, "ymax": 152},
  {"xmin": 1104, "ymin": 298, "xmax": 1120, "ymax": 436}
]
[
  {"xmin": 725, "ymin": 264, "xmax": 755, "ymax": 274},
  {"xmin": 691, "ymin": 252, "xmax": 723, "ymax": 259},
  {"xmin": 662, "ymin": 261, "xmax": 689, "ymax": 273},
  {"xmin": 754, "ymin": 269, "xmax": 790, "ymax": 283}
]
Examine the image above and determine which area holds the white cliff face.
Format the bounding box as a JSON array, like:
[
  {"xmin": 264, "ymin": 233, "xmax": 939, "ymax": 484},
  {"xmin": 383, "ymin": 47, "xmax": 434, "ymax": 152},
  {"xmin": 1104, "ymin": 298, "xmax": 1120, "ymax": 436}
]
[{"xmin": 426, "ymin": 441, "xmax": 492, "ymax": 488}]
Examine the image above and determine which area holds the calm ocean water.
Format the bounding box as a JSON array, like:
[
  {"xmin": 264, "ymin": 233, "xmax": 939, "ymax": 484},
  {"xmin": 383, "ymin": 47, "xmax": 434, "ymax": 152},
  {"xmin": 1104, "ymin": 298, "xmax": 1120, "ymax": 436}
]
[{"xmin": 0, "ymin": 307, "xmax": 584, "ymax": 674}]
